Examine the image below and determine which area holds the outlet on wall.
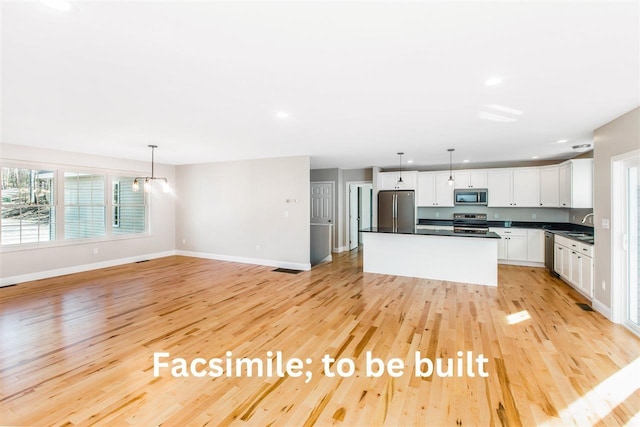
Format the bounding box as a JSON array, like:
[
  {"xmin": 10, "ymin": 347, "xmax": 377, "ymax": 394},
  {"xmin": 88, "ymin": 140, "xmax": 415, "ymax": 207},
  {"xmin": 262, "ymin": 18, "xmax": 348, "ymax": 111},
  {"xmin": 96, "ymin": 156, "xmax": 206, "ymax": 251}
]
[
  {"xmin": 256, "ymin": 244, "xmax": 260, "ymax": 251},
  {"xmin": 602, "ymin": 280, "xmax": 606, "ymax": 291},
  {"xmin": 182, "ymin": 239, "xmax": 186, "ymax": 245},
  {"xmin": 93, "ymin": 247, "xmax": 99, "ymax": 255},
  {"xmin": 532, "ymin": 213, "xmax": 536, "ymax": 219},
  {"xmin": 435, "ymin": 212, "xmax": 440, "ymax": 218},
  {"xmin": 494, "ymin": 213, "xmax": 499, "ymax": 219}
]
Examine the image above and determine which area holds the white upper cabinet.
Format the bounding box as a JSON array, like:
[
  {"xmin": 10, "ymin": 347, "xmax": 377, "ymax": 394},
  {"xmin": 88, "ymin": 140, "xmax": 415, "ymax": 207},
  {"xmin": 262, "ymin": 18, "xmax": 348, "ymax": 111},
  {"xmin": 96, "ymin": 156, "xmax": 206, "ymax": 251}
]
[
  {"xmin": 512, "ymin": 168, "xmax": 540, "ymax": 207},
  {"xmin": 378, "ymin": 171, "xmax": 418, "ymax": 191},
  {"xmin": 454, "ymin": 170, "xmax": 488, "ymax": 189},
  {"xmin": 487, "ymin": 170, "xmax": 512, "ymax": 206},
  {"xmin": 487, "ymin": 168, "xmax": 539, "ymax": 207},
  {"xmin": 558, "ymin": 159, "xmax": 593, "ymax": 208},
  {"xmin": 539, "ymin": 165, "xmax": 560, "ymax": 207},
  {"xmin": 417, "ymin": 172, "xmax": 453, "ymax": 206}
]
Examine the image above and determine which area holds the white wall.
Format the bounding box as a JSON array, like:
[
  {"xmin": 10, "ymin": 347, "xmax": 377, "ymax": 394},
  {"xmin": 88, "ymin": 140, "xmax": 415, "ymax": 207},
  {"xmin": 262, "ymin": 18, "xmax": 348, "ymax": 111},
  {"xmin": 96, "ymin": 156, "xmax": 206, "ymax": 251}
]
[
  {"xmin": 175, "ymin": 156, "xmax": 310, "ymax": 270},
  {"xmin": 0, "ymin": 143, "xmax": 176, "ymax": 284}
]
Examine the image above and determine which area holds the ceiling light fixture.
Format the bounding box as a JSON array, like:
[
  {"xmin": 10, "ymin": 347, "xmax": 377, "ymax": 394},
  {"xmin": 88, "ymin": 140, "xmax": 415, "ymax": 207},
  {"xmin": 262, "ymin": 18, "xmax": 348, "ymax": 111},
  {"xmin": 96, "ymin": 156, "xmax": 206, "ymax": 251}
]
[
  {"xmin": 463, "ymin": 159, "xmax": 470, "ymax": 163},
  {"xmin": 555, "ymin": 139, "xmax": 568, "ymax": 144},
  {"xmin": 447, "ymin": 148, "xmax": 455, "ymax": 186},
  {"xmin": 133, "ymin": 145, "xmax": 169, "ymax": 193},
  {"xmin": 276, "ymin": 111, "xmax": 289, "ymax": 119},
  {"xmin": 484, "ymin": 77, "xmax": 503, "ymax": 86},
  {"xmin": 531, "ymin": 156, "xmax": 539, "ymax": 159},
  {"xmin": 397, "ymin": 152, "xmax": 404, "ymax": 184},
  {"xmin": 41, "ymin": 0, "xmax": 71, "ymax": 12},
  {"xmin": 407, "ymin": 159, "xmax": 414, "ymax": 164}
]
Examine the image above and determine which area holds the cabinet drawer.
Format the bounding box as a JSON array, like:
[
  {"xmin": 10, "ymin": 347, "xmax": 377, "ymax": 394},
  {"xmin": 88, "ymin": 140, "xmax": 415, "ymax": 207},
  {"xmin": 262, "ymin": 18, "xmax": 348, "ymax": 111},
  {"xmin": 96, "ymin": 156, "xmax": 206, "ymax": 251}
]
[
  {"xmin": 579, "ymin": 243, "xmax": 594, "ymax": 257},
  {"xmin": 494, "ymin": 228, "xmax": 527, "ymax": 237},
  {"xmin": 554, "ymin": 235, "xmax": 578, "ymax": 249}
]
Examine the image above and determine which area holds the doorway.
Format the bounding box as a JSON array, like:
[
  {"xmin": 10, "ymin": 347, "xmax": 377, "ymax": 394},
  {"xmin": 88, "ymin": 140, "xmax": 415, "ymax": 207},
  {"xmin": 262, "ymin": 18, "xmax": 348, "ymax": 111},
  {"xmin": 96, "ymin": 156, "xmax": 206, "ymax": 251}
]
[
  {"xmin": 612, "ymin": 149, "xmax": 640, "ymax": 336},
  {"xmin": 347, "ymin": 182, "xmax": 373, "ymax": 251}
]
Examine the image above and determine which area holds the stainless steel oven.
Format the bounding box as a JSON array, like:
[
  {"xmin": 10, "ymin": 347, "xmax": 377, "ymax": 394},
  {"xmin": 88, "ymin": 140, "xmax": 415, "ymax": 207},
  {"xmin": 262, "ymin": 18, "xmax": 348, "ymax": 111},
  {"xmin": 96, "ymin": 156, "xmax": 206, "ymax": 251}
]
[{"xmin": 453, "ymin": 213, "xmax": 489, "ymax": 234}]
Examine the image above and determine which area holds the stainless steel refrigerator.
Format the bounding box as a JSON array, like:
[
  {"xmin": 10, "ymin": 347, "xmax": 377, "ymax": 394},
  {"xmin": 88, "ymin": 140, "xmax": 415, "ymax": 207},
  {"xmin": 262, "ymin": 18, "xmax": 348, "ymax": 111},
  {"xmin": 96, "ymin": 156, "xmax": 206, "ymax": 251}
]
[{"xmin": 377, "ymin": 190, "xmax": 415, "ymax": 230}]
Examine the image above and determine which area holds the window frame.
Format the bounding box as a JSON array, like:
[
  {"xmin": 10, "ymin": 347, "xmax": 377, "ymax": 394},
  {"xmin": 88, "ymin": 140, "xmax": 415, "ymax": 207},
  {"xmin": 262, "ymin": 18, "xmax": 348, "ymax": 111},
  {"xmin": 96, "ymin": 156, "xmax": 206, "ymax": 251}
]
[
  {"xmin": 1, "ymin": 164, "xmax": 56, "ymax": 246},
  {"xmin": 0, "ymin": 160, "xmax": 152, "ymax": 253}
]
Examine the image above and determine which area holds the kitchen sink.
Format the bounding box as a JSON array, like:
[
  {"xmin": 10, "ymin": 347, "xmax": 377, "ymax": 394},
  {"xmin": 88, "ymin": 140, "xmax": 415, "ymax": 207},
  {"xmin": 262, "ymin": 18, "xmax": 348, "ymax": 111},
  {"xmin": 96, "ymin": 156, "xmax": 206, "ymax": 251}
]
[{"xmin": 558, "ymin": 231, "xmax": 594, "ymax": 244}]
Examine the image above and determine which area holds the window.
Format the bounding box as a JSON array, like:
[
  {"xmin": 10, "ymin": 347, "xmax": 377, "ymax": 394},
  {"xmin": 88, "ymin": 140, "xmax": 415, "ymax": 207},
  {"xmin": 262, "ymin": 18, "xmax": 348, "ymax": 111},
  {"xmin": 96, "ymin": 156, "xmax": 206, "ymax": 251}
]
[
  {"xmin": 1, "ymin": 167, "xmax": 55, "ymax": 245},
  {"xmin": 112, "ymin": 177, "xmax": 146, "ymax": 235},
  {"xmin": 64, "ymin": 172, "xmax": 105, "ymax": 239}
]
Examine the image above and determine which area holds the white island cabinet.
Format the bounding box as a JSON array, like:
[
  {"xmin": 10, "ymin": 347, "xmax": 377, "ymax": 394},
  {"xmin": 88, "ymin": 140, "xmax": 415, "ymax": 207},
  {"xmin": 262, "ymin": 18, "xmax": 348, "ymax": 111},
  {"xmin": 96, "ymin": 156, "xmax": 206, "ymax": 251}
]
[{"xmin": 361, "ymin": 229, "xmax": 500, "ymax": 286}]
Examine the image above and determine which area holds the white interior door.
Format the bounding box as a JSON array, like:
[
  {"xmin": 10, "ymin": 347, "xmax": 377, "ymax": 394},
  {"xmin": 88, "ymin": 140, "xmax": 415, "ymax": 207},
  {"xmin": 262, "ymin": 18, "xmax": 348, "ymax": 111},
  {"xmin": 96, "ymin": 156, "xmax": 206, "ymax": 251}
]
[{"xmin": 310, "ymin": 182, "xmax": 333, "ymax": 224}]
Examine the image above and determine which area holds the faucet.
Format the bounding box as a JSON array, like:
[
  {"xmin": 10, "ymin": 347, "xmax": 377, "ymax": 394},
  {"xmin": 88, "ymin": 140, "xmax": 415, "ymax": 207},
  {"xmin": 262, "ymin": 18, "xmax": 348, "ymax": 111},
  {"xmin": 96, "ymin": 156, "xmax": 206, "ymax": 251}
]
[{"xmin": 581, "ymin": 213, "xmax": 594, "ymax": 224}]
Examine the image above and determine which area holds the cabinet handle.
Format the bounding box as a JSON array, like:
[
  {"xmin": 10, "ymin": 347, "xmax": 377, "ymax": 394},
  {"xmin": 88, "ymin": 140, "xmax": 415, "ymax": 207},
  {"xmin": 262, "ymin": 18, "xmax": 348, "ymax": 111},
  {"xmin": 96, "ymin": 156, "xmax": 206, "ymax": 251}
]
[{"xmin": 582, "ymin": 248, "xmax": 588, "ymax": 252}]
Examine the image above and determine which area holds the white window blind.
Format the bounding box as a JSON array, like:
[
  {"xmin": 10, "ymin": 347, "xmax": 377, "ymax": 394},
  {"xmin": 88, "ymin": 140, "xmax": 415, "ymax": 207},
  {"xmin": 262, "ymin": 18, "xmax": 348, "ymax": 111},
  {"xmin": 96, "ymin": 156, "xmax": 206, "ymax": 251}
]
[
  {"xmin": 112, "ymin": 177, "xmax": 146, "ymax": 235},
  {"xmin": 64, "ymin": 172, "xmax": 105, "ymax": 239}
]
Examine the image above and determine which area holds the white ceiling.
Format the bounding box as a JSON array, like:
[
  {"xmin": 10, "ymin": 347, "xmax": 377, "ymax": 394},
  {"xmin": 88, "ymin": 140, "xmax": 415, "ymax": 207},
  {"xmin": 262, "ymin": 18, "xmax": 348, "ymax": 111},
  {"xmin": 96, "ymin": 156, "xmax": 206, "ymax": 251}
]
[{"xmin": 1, "ymin": 1, "xmax": 638, "ymax": 170}]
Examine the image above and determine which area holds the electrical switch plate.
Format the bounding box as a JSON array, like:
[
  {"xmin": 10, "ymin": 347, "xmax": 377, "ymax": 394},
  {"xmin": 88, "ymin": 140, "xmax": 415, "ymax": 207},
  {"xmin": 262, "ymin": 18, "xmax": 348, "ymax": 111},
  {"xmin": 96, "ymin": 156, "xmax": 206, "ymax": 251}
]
[{"xmin": 602, "ymin": 219, "xmax": 610, "ymax": 229}]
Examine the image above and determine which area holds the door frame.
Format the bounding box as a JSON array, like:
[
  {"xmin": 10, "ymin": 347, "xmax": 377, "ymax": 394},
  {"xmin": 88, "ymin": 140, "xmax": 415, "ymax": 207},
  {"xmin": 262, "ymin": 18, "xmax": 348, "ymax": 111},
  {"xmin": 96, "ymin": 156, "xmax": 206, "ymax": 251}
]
[
  {"xmin": 611, "ymin": 149, "xmax": 640, "ymax": 336},
  {"xmin": 345, "ymin": 181, "xmax": 372, "ymax": 251}
]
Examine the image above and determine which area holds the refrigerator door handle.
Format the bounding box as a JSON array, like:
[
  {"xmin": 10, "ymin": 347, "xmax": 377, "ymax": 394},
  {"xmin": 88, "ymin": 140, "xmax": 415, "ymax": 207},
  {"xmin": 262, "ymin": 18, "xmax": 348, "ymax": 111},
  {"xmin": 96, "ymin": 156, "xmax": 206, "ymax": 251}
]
[{"xmin": 392, "ymin": 193, "xmax": 397, "ymax": 230}]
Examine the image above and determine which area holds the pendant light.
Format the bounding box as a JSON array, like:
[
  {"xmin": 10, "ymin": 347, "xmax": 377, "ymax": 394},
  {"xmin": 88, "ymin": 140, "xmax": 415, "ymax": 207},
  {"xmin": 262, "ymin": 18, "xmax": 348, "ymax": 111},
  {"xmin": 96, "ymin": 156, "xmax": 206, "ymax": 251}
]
[
  {"xmin": 397, "ymin": 152, "xmax": 404, "ymax": 184},
  {"xmin": 133, "ymin": 145, "xmax": 170, "ymax": 193},
  {"xmin": 447, "ymin": 148, "xmax": 455, "ymax": 186}
]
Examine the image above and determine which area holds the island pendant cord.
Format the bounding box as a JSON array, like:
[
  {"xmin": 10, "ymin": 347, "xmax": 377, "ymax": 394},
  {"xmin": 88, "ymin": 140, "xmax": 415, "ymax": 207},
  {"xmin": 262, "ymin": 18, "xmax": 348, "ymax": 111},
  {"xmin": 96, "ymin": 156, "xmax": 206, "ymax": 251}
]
[
  {"xmin": 447, "ymin": 148, "xmax": 455, "ymax": 186},
  {"xmin": 397, "ymin": 152, "xmax": 404, "ymax": 184}
]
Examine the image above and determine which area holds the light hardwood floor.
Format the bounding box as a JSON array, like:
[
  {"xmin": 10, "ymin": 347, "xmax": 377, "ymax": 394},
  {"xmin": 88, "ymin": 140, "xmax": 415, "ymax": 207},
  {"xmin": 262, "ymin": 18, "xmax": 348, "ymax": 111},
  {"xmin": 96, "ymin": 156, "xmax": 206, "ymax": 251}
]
[{"xmin": 1, "ymin": 252, "xmax": 638, "ymax": 426}]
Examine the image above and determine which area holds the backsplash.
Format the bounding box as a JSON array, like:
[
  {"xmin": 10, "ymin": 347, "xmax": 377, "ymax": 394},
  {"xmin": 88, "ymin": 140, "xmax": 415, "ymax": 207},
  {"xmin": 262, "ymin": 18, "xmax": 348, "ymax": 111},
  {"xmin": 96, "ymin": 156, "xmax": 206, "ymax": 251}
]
[{"xmin": 418, "ymin": 206, "xmax": 570, "ymax": 223}]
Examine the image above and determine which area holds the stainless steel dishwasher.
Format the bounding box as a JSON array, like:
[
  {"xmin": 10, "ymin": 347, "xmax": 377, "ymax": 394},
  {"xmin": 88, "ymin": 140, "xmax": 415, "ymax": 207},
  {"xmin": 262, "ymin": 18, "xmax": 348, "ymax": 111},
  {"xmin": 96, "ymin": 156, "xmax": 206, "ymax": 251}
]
[{"xmin": 544, "ymin": 231, "xmax": 556, "ymax": 276}]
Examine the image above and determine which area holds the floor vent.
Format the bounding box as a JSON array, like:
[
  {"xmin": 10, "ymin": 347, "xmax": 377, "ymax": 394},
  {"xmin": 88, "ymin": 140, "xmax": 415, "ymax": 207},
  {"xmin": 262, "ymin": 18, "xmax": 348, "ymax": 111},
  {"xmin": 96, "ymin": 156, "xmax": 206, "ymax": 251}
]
[
  {"xmin": 576, "ymin": 303, "xmax": 594, "ymax": 311},
  {"xmin": 272, "ymin": 268, "xmax": 302, "ymax": 274},
  {"xmin": 135, "ymin": 260, "xmax": 150, "ymax": 263}
]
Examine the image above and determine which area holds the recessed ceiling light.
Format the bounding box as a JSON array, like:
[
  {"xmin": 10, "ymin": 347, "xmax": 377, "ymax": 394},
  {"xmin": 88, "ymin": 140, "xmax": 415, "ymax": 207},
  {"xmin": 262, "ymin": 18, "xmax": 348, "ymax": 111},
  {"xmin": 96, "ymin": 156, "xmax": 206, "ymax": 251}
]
[
  {"xmin": 531, "ymin": 156, "xmax": 539, "ymax": 159},
  {"xmin": 463, "ymin": 159, "xmax": 470, "ymax": 163},
  {"xmin": 477, "ymin": 111, "xmax": 517, "ymax": 123},
  {"xmin": 484, "ymin": 104, "xmax": 523, "ymax": 116},
  {"xmin": 407, "ymin": 160, "xmax": 414, "ymax": 164},
  {"xmin": 276, "ymin": 111, "xmax": 289, "ymax": 119},
  {"xmin": 41, "ymin": 0, "xmax": 71, "ymax": 11},
  {"xmin": 484, "ymin": 77, "xmax": 503, "ymax": 86},
  {"xmin": 555, "ymin": 139, "xmax": 568, "ymax": 144}
]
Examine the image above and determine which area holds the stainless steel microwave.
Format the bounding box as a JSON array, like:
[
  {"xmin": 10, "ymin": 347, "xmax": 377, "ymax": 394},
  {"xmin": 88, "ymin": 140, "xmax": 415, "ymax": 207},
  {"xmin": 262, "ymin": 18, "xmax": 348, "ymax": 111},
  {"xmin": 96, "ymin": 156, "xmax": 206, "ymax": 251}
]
[{"xmin": 454, "ymin": 188, "xmax": 488, "ymax": 205}]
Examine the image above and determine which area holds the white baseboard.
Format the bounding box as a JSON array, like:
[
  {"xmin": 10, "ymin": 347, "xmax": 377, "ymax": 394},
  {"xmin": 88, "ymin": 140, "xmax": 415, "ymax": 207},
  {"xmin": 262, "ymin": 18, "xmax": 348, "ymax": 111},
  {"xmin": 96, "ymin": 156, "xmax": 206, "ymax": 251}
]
[
  {"xmin": 0, "ymin": 250, "xmax": 177, "ymax": 287},
  {"xmin": 176, "ymin": 250, "xmax": 311, "ymax": 271},
  {"xmin": 592, "ymin": 299, "xmax": 613, "ymax": 321},
  {"xmin": 333, "ymin": 245, "xmax": 348, "ymax": 253},
  {"xmin": 498, "ymin": 260, "xmax": 546, "ymax": 268}
]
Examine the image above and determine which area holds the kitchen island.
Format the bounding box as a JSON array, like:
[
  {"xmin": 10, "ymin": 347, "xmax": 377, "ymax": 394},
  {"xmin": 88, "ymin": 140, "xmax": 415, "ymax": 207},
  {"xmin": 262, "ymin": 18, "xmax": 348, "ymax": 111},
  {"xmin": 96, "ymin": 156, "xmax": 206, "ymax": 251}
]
[{"xmin": 361, "ymin": 227, "xmax": 501, "ymax": 286}]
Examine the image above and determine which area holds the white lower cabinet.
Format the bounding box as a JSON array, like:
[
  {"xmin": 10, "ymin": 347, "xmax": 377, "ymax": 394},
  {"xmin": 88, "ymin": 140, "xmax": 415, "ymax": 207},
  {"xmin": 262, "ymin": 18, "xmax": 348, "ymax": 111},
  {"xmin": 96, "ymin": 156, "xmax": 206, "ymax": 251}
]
[
  {"xmin": 554, "ymin": 235, "xmax": 594, "ymax": 298},
  {"xmin": 492, "ymin": 228, "xmax": 544, "ymax": 264}
]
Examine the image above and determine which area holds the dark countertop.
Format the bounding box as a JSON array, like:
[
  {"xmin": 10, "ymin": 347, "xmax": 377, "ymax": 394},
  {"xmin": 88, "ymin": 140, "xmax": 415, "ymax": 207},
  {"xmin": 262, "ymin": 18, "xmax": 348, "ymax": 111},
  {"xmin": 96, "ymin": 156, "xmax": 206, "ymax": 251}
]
[
  {"xmin": 417, "ymin": 218, "xmax": 594, "ymax": 232},
  {"xmin": 416, "ymin": 218, "xmax": 595, "ymax": 244},
  {"xmin": 361, "ymin": 227, "xmax": 501, "ymax": 239}
]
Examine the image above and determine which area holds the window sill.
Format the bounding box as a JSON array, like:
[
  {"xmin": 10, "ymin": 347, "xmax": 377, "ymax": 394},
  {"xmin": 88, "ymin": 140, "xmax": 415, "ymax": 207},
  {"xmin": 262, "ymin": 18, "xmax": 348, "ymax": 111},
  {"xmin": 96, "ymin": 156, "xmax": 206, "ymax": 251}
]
[{"xmin": 0, "ymin": 232, "xmax": 153, "ymax": 253}]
